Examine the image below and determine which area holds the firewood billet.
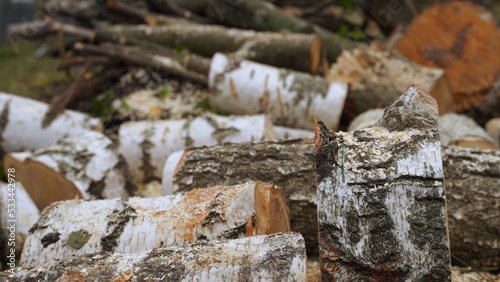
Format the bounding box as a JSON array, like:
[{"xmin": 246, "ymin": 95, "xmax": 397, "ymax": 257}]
[
  {"xmin": 7, "ymin": 20, "xmax": 94, "ymax": 40},
  {"xmin": 329, "ymin": 43, "xmax": 454, "ymax": 117},
  {"xmin": 443, "ymin": 146, "xmax": 500, "ymax": 268},
  {"xmin": 119, "ymin": 113, "xmax": 274, "ymax": 184},
  {"xmin": 162, "ymin": 139, "xmax": 317, "ymax": 255},
  {"xmin": 209, "ymin": 53, "xmax": 348, "ymax": 130},
  {"xmin": 7, "ymin": 233, "xmax": 306, "ymax": 281},
  {"xmin": 316, "ymin": 87, "xmax": 451, "ymax": 280},
  {"xmin": 3, "ymin": 131, "xmax": 134, "ymax": 211},
  {"xmin": 0, "ymin": 182, "xmax": 39, "ymax": 263},
  {"xmin": 94, "ymin": 23, "xmax": 323, "ymax": 74},
  {"xmin": 0, "ymin": 92, "xmax": 102, "ymax": 154},
  {"xmin": 439, "ymin": 113, "xmax": 498, "ymax": 150},
  {"xmin": 486, "ymin": 118, "xmax": 500, "ymax": 147},
  {"xmin": 20, "ymin": 182, "xmax": 290, "ymax": 268}
]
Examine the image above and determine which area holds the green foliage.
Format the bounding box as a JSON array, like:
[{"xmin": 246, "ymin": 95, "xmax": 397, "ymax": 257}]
[
  {"xmin": 195, "ymin": 98, "xmax": 210, "ymax": 111},
  {"xmin": 337, "ymin": 24, "xmax": 366, "ymax": 41},
  {"xmin": 91, "ymin": 90, "xmax": 115, "ymax": 118},
  {"xmin": 339, "ymin": 0, "xmax": 357, "ymax": 11},
  {"xmin": 351, "ymin": 29, "xmax": 366, "ymax": 41},
  {"xmin": 154, "ymin": 87, "xmax": 170, "ymax": 99}
]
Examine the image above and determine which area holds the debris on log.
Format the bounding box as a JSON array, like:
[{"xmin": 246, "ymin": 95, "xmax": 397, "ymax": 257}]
[
  {"xmin": 329, "ymin": 42, "xmax": 454, "ymax": 118},
  {"xmin": 394, "ymin": 1, "xmax": 500, "ymax": 111},
  {"xmin": 162, "ymin": 139, "xmax": 318, "ymax": 255},
  {"xmin": 3, "ymin": 131, "xmax": 134, "ymax": 211},
  {"xmin": 439, "ymin": 113, "xmax": 498, "ymax": 150},
  {"xmin": 0, "ymin": 182, "xmax": 39, "ymax": 263},
  {"xmin": 0, "ymin": 92, "xmax": 102, "ymax": 154},
  {"xmin": 315, "ymin": 86, "xmax": 451, "ymax": 281},
  {"xmin": 443, "ymin": 146, "xmax": 500, "ymax": 268},
  {"xmin": 20, "ymin": 181, "xmax": 289, "ymax": 268},
  {"xmin": 273, "ymin": 126, "xmax": 314, "ymax": 140},
  {"xmin": 486, "ymin": 118, "xmax": 500, "ymax": 147},
  {"xmin": 7, "ymin": 233, "xmax": 306, "ymax": 281},
  {"xmin": 209, "ymin": 53, "xmax": 348, "ymax": 130},
  {"xmin": 119, "ymin": 113, "xmax": 274, "ymax": 184}
]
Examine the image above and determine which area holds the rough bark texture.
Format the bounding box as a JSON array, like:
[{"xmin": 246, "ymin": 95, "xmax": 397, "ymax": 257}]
[
  {"xmin": 118, "ymin": 113, "xmax": 274, "ymax": 184},
  {"xmin": 328, "ymin": 43, "xmax": 453, "ymax": 118},
  {"xmin": 316, "ymin": 86, "xmax": 451, "ymax": 281},
  {"xmin": 0, "ymin": 92, "xmax": 102, "ymax": 155},
  {"xmin": 209, "ymin": 53, "xmax": 348, "ymax": 130},
  {"xmin": 7, "ymin": 233, "xmax": 306, "ymax": 281},
  {"xmin": 439, "ymin": 113, "xmax": 498, "ymax": 151},
  {"xmin": 442, "ymin": 146, "xmax": 500, "ymax": 268},
  {"xmin": 162, "ymin": 139, "xmax": 318, "ymax": 256},
  {"xmin": 21, "ymin": 182, "xmax": 290, "ymax": 268},
  {"xmin": 4, "ymin": 131, "xmax": 134, "ymax": 211}
]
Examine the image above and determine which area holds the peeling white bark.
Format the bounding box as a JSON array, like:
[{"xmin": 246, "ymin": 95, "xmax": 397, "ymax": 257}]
[
  {"xmin": 3, "ymin": 131, "xmax": 133, "ymax": 211},
  {"xmin": 0, "ymin": 92, "xmax": 102, "ymax": 153},
  {"xmin": 209, "ymin": 53, "xmax": 348, "ymax": 130},
  {"xmin": 118, "ymin": 113, "xmax": 274, "ymax": 184},
  {"xmin": 20, "ymin": 182, "xmax": 290, "ymax": 268},
  {"xmin": 6, "ymin": 233, "xmax": 307, "ymax": 281}
]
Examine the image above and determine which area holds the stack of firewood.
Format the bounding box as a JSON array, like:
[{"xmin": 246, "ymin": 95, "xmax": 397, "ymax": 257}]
[{"xmin": 1, "ymin": 0, "xmax": 500, "ymax": 280}]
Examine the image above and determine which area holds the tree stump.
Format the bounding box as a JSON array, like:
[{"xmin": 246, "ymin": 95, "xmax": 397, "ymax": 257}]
[{"xmin": 315, "ymin": 86, "xmax": 451, "ymax": 281}]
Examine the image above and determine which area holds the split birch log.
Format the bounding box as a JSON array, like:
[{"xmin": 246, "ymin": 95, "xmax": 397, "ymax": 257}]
[
  {"xmin": 486, "ymin": 118, "xmax": 500, "ymax": 147},
  {"xmin": 442, "ymin": 146, "xmax": 500, "ymax": 268},
  {"xmin": 20, "ymin": 182, "xmax": 290, "ymax": 268},
  {"xmin": 209, "ymin": 53, "xmax": 348, "ymax": 130},
  {"xmin": 7, "ymin": 233, "xmax": 306, "ymax": 281},
  {"xmin": 328, "ymin": 42, "xmax": 454, "ymax": 118},
  {"xmin": 273, "ymin": 126, "xmax": 314, "ymax": 139},
  {"xmin": 0, "ymin": 182, "xmax": 39, "ymax": 263},
  {"xmin": 3, "ymin": 131, "xmax": 134, "ymax": 211},
  {"xmin": 118, "ymin": 113, "xmax": 274, "ymax": 184},
  {"xmin": 439, "ymin": 113, "xmax": 498, "ymax": 150},
  {"xmin": 0, "ymin": 92, "xmax": 102, "ymax": 154},
  {"xmin": 315, "ymin": 86, "xmax": 451, "ymax": 281},
  {"xmin": 162, "ymin": 139, "xmax": 317, "ymax": 255}
]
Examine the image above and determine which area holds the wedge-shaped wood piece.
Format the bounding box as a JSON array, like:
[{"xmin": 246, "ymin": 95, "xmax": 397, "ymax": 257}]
[
  {"xmin": 4, "ymin": 131, "xmax": 134, "ymax": 211},
  {"xmin": 6, "ymin": 233, "xmax": 306, "ymax": 281},
  {"xmin": 0, "ymin": 92, "xmax": 102, "ymax": 154},
  {"xmin": 20, "ymin": 182, "xmax": 290, "ymax": 268},
  {"xmin": 118, "ymin": 113, "xmax": 274, "ymax": 184},
  {"xmin": 315, "ymin": 86, "xmax": 451, "ymax": 281}
]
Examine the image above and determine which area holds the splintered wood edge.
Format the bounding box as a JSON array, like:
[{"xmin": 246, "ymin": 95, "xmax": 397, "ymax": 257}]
[
  {"xmin": 254, "ymin": 182, "xmax": 290, "ymax": 235},
  {"xmin": 3, "ymin": 154, "xmax": 82, "ymax": 211},
  {"xmin": 263, "ymin": 116, "xmax": 276, "ymax": 140},
  {"xmin": 310, "ymin": 37, "xmax": 322, "ymax": 75},
  {"xmin": 430, "ymin": 74, "xmax": 455, "ymax": 115}
]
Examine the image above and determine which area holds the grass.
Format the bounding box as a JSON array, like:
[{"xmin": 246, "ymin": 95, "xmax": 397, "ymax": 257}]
[{"xmin": 0, "ymin": 40, "xmax": 70, "ymax": 100}]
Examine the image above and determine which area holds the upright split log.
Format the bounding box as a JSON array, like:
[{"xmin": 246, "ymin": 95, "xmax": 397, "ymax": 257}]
[
  {"xmin": 4, "ymin": 131, "xmax": 134, "ymax": 211},
  {"xmin": 6, "ymin": 233, "xmax": 306, "ymax": 281},
  {"xmin": 20, "ymin": 182, "xmax": 290, "ymax": 268},
  {"xmin": 442, "ymin": 146, "xmax": 500, "ymax": 268},
  {"xmin": 118, "ymin": 113, "xmax": 274, "ymax": 184},
  {"xmin": 316, "ymin": 86, "xmax": 451, "ymax": 280},
  {"xmin": 0, "ymin": 92, "xmax": 102, "ymax": 154},
  {"xmin": 162, "ymin": 139, "xmax": 317, "ymax": 255},
  {"xmin": 209, "ymin": 53, "xmax": 348, "ymax": 130}
]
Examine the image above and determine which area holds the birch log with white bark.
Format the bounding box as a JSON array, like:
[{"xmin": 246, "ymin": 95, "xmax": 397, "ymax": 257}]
[
  {"xmin": 3, "ymin": 131, "xmax": 134, "ymax": 211},
  {"xmin": 162, "ymin": 139, "xmax": 317, "ymax": 255},
  {"xmin": 316, "ymin": 86, "xmax": 451, "ymax": 281},
  {"xmin": 439, "ymin": 113, "xmax": 498, "ymax": 150},
  {"xmin": 6, "ymin": 233, "xmax": 306, "ymax": 281},
  {"xmin": 20, "ymin": 182, "xmax": 290, "ymax": 268},
  {"xmin": 0, "ymin": 182, "xmax": 39, "ymax": 265},
  {"xmin": 0, "ymin": 92, "xmax": 102, "ymax": 154},
  {"xmin": 208, "ymin": 53, "xmax": 348, "ymax": 130},
  {"xmin": 273, "ymin": 126, "xmax": 314, "ymax": 139},
  {"xmin": 442, "ymin": 146, "xmax": 500, "ymax": 268},
  {"xmin": 118, "ymin": 113, "xmax": 274, "ymax": 184}
]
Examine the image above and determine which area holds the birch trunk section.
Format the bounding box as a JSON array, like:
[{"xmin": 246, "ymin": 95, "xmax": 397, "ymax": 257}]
[
  {"xmin": 118, "ymin": 113, "xmax": 274, "ymax": 184},
  {"xmin": 3, "ymin": 131, "xmax": 134, "ymax": 211},
  {"xmin": 0, "ymin": 92, "xmax": 102, "ymax": 154},
  {"xmin": 208, "ymin": 53, "xmax": 348, "ymax": 130},
  {"xmin": 20, "ymin": 182, "xmax": 290, "ymax": 268},
  {"xmin": 162, "ymin": 139, "xmax": 318, "ymax": 255},
  {"xmin": 6, "ymin": 233, "xmax": 306, "ymax": 281},
  {"xmin": 439, "ymin": 113, "xmax": 498, "ymax": 150},
  {"xmin": 316, "ymin": 87, "xmax": 451, "ymax": 281}
]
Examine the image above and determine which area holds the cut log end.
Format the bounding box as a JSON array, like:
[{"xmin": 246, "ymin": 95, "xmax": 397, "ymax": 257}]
[{"xmin": 254, "ymin": 183, "xmax": 291, "ymax": 235}]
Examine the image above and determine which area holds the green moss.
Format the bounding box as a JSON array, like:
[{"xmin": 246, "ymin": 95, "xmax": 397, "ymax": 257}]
[{"xmin": 67, "ymin": 229, "xmax": 92, "ymax": 250}]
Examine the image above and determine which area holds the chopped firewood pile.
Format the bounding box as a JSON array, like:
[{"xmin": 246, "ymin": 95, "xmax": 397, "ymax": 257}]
[{"xmin": 1, "ymin": 0, "xmax": 500, "ymax": 281}]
